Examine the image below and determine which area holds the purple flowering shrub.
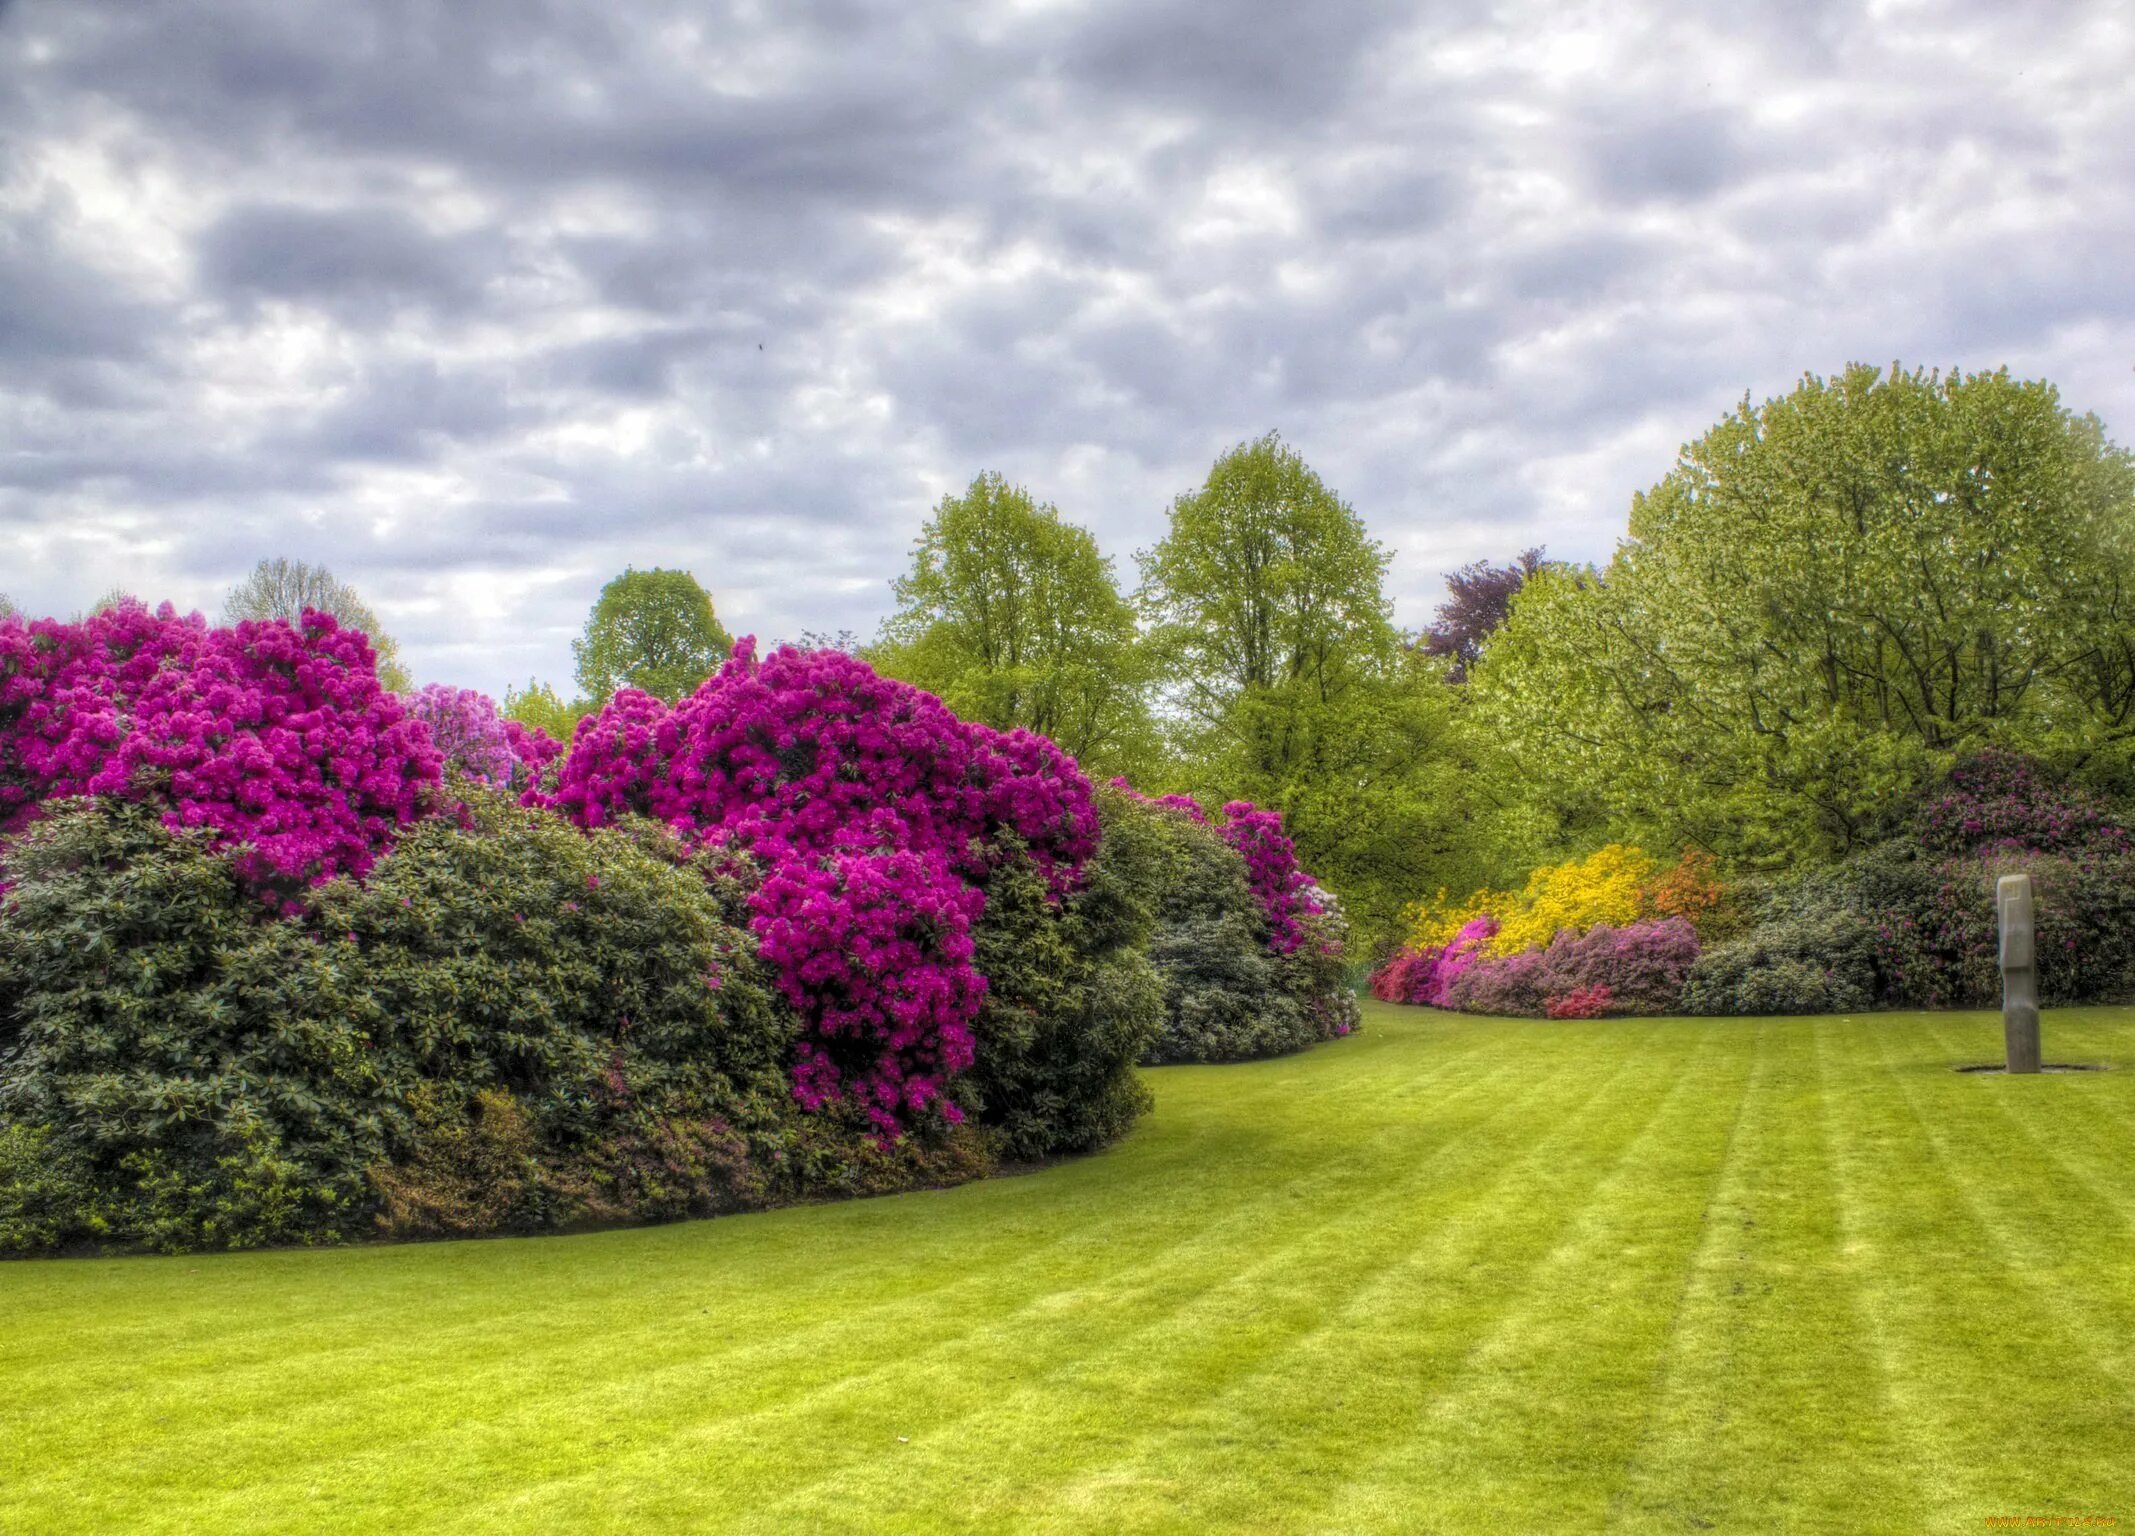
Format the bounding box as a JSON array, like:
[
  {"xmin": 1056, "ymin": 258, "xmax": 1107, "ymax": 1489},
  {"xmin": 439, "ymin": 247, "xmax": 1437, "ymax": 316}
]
[
  {"xmin": 1103, "ymin": 786, "xmax": 1356, "ymax": 1061},
  {"xmin": 0, "ymin": 601, "xmax": 440, "ymax": 898},
  {"xmin": 1914, "ymin": 749, "xmax": 2128, "ymax": 859},
  {"xmin": 1439, "ymin": 918, "xmax": 1700, "ymax": 1018},
  {"xmin": 544, "ymin": 640, "xmax": 1099, "ymax": 1133},
  {"xmin": 404, "ymin": 684, "xmax": 516, "ymax": 787}
]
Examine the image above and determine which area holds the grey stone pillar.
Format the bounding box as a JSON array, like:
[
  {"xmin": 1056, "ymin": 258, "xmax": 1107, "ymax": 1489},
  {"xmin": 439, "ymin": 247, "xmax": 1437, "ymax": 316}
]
[{"xmin": 1998, "ymin": 872, "xmax": 2041, "ymax": 1075}]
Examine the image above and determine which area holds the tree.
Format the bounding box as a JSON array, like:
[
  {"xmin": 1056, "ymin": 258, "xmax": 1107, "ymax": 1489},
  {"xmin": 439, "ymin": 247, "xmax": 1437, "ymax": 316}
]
[
  {"xmin": 1136, "ymin": 435, "xmax": 1483, "ymax": 952},
  {"xmin": 1471, "ymin": 363, "xmax": 2135, "ymax": 864},
  {"xmin": 0, "ymin": 594, "xmax": 16, "ymax": 621},
  {"xmin": 1137, "ymin": 432, "xmax": 1397, "ymax": 784},
  {"xmin": 572, "ymin": 568, "xmax": 732, "ymax": 704},
  {"xmin": 502, "ymin": 679, "xmax": 588, "ymax": 743},
  {"xmin": 223, "ymin": 557, "xmax": 411, "ymax": 692},
  {"xmin": 1424, "ymin": 548, "xmax": 1546, "ymax": 681},
  {"xmin": 870, "ymin": 472, "xmax": 1153, "ymax": 773}
]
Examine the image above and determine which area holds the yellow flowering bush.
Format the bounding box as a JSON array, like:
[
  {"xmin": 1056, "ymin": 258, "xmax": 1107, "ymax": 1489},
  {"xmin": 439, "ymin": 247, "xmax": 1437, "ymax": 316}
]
[{"xmin": 1405, "ymin": 844, "xmax": 1673, "ymax": 957}]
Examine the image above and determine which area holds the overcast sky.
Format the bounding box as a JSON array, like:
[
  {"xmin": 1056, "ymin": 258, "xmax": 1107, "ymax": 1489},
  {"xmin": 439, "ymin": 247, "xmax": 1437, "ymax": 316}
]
[{"xmin": 3, "ymin": 0, "xmax": 2132, "ymax": 696}]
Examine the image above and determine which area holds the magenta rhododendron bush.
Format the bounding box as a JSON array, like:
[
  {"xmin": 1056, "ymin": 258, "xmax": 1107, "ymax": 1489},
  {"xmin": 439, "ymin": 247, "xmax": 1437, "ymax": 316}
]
[
  {"xmin": 545, "ymin": 640, "xmax": 1100, "ymax": 1132},
  {"xmin": 0, "ymin": 602, "xmax": 440, "ymax": 894}
]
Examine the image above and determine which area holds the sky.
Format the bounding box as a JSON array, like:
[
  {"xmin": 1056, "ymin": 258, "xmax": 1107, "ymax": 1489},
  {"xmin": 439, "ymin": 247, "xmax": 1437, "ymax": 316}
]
[{"xmin": 2, "ymin": 0, "xmax": 2132, "ymax": 698}]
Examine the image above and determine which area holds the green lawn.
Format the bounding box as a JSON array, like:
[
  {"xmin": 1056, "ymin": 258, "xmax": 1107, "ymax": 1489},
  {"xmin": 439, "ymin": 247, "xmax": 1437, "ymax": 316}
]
[{"xmin": 6, "ymin": 1003, "xmax": 2134, "ymax": 1534}]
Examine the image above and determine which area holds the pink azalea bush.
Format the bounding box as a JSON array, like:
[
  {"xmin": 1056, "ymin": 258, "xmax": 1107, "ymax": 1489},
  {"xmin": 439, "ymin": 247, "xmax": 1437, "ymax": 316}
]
[
  {"xmin": 402, "ymin": 683, "xmax": 562, "ymax": 795},
  {"xmin": 544, "ymin": 639, "xmax": 1099, "ymax": 1133},
  {"xmin": 1446, "ymin": 917, "xmax": 1700, "ymax": 1017},
  {"xmin": 0, "ymin": 601, "xmax": 440, "ymax": 897},
  {"xmin": 1370, "ymin": 914, "xmax": 1498, "ymax": 1006},
  {"xmin": 403, "ymin": 684, "xmax": 516, "ymax": 787},
  {"xmin": 1545, "ymin": 984, "xmax": 1613, "ymax": 1019}
]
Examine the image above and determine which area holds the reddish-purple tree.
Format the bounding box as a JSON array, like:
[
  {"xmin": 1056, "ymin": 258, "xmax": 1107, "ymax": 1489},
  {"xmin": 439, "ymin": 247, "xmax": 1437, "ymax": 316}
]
[{"xmin": 1422, "ymin": 548, "xmax": 1546, "ymax": 681}]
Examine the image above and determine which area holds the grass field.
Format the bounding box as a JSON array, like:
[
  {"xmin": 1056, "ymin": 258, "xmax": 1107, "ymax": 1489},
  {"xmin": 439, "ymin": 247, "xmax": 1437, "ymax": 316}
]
[{"xmin": 5, "ymin": 1002, "xmax": 2134, "ymax": 1534}]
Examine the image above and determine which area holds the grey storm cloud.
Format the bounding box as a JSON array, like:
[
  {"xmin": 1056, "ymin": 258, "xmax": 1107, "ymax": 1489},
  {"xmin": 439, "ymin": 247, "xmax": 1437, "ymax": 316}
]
[{"xmin": 1, "ymin": 0, "xmax": 2132, "ymax": 697}]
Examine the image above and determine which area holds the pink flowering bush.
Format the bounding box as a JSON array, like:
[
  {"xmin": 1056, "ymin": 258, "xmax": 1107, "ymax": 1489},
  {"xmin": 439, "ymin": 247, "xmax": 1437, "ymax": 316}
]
[
  {"xmin": 1447, "ymin": 917, "xmax": 1700, "ymax": 1017},
  {"xmin": 1104, "ymin": 784, "xmax": 1357, "ymax": 1061},
  {"xmin": 1219, "ymin": 800, "xmax": 1322, "ymax": 955},
  {"xmin": 1370, "ymin": 914, "xmax": 1499, "ymax": 1006},
  {"xmin": 0, "ymin": 602, "xmax": 440, "ymax": 897},
  {"xmin": 545, "ymin": 640, "xmax": 1099, "ymax": 1133},
  {"xmin": 403, "ymin": 684, "xmax": 516, "ymax": 787}
]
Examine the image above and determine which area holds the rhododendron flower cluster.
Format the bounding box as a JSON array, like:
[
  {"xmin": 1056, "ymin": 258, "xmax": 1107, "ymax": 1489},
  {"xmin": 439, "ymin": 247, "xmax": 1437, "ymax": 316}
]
[
  {"xmin": 546, "ymin": 640, "xmax": 1099, "ymax": 1132},
  {"xmin": 403, "ymin": 684, "xmax": 516, "ymax": 787},
  {"xmin": 0, "ymin": 602, "xmax": 440, "ymax": 895}
]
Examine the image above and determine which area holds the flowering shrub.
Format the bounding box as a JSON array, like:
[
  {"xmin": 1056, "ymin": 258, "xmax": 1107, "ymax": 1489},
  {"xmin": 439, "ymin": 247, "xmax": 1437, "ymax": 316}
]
[
  {"xmin": 1370, "ymin": 914, "xmax": 1498, "ymax": 1006},
  {"xmin": 0, "ymin": 790, "xmax": 991, "ymax": 1255},
  {"xmin": 1218, "ymin": 801, "xmax": 1322, "ymax": 954},
  {"xmin": 1546, "ymin": 985, "xmax": 1612, "ymax": 1019},
  {"xmin": 545, "ymin": 641, "xmax": 1099, "ymax": 1133},
  {"xmin": 1109, "ymin": 782, "xmax": 1329, "ymax": 958},
  {"xmin": 1683, "ymin": 756, "xmax": 2135, "ymax": 1015},
  {"xmin": 1446, "ymin": 918, "xmax": 1699, "ymax": 1018},
  {"xmin": 1915, "ymin": 749, "xmax": 2127, "ymax": 858},
  {"xmin": 403, "ymin": 684, "xmax": 516, "ymax": 787},
  {"xmin": 0, "ymin": 602, "xmax": 439, "ymax": 898}
]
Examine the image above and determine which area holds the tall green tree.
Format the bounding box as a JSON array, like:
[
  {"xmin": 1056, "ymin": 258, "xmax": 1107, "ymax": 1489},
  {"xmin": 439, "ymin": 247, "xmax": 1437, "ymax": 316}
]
[
  {"xmin": 1137, "ymin": 432, "xmax": 1398, "ymax": 783},
  {"xmin": 1471, "ymin": 363, "xmax": 2135, "ymax": 864},
  {"xmin": 1137, "ymin": 434, "xmax": 1476, "ymax": 951},
  {"xmin": 502, "ymin": 679, "xmax": 588, "ymax": 743},
  {"xmin": 572, "ymin": 568, "xmax": 732, "ymax": 704},
  {"xmin": 223, "ymin": 557, "xmax": 412, "ymax": 691},
  {"xmin": 0, "ymin": 593, "xmax": 16, "ymax": 621},
  {"xmin": 871, "ymin": 472, "xmax": 1153, "ymax": 774}
]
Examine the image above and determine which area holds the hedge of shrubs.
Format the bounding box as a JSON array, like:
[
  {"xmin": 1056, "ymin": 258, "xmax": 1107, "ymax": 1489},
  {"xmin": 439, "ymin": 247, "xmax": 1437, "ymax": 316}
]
[
  {"xmin": 1, "ymin": 605, "xmax": 1351, "ymax": 1255},
  {"xmin": 1372, "ymin": 751, "xmax": 2135, "ymax": 1019}
]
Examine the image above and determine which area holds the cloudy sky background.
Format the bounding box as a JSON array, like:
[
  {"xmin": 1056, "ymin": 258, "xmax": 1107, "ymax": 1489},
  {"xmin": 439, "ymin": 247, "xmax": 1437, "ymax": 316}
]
[{"xmin": 3, "ymin": 0, "xmax": 2132, "ymax": 697}]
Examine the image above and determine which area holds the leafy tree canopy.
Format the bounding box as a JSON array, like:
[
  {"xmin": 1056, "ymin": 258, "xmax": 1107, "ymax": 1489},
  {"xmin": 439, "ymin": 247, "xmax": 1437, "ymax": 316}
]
[
  {"xmin": 223, "ymin": 557, "xmax": 412, "ymax": 692},
  {"xmin": 1137, "ymin": 431, "xmax": 1397, "ymax": 783},
  {"xmin": 572, "ymin": 567, "xmax": 732, "ymax": 704},
  {"xmin": 1471, "ymin": 363, "xmax": 2135, "ymax": 864},
  {"xmin": 871, "ymin": 472, "xmax": 1152, "ymax": 773}
]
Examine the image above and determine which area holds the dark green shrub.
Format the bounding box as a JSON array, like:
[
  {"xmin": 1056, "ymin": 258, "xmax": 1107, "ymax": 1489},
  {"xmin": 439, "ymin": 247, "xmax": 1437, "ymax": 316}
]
[
  {"xmin": 965, "ymin": 790, "xmax": 1162, "ymax": 1161},
  {"xmin": 0, "ymin": 802, "xmax": 387, "ymax": 1252},
  {"xmin": 1115, "ymin": 797, "xmax": 1323, "ymax": 1063},
  {"xmin": 0, "ymin": 793, "xmax": 833, "ymax": 1255},
  {"xmin": 1679, "ymin": 913, "xmax": 1878, "ymax": 1016}
]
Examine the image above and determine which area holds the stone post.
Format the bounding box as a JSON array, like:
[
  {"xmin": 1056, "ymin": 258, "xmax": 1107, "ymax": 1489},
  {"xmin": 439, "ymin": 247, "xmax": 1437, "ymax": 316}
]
[{"xmin": 1998, "ymin": 872, "xmax": 2041, "ymax": 1075}]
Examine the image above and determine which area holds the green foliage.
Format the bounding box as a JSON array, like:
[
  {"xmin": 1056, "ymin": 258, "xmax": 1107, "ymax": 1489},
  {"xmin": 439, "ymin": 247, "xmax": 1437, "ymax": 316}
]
[
  {"xmin": 1138, "ymin": 431, "xmax": 1396, "ymax": 783},
  {"xmin": 0, "ymin": 793, "xmax": 806, "ymax": 1255},
  {"xmin": 964, "ymin": 789, "xmax": 1162, "ymax": 1160},
  {"xmin": 1100, "ymin": 796, "xmax": 1319, "ymax": 1064},
  {"xmin": 872, "ymin": 472, "xmax": 1155, "ymax": 775},
  {"xmin": 1136, "ymin": 434, "xmax": 1475, "ymax": 953},
  {"xmin": 573, "ymin": 567, "xmax": 733, "ymax": 704},
  {"xmin": 502, "ymin": 678, "xmax": 590, "ymax": 742},
  {"xmin": 222, "ymin": 556, "xmax": 412, "ymax": 691},
  {"xmin": 0, "ymin": 802, "xmax": 386, "ymax": 1253},
  {"xmin": 1471, "ymin": 365, "xmax": 2135, "ymax": 866}
]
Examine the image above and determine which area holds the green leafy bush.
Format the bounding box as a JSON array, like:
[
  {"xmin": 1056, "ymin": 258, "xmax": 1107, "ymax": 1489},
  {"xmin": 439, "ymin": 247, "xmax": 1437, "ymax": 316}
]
[
  {"xmin": 1111, "ymin": 796, "xmax": 1324, "ymax": 1064},
  {"xmin": 0, "ymin": 802, "xmax": 386, "ymax": 1252},
  {"xmin": 0, "ymin": 793, "xmax": 1001, "ymax": 1256},
  {"xmin": 964, "ymin": 790, "xmax": 1163, "ymax": 1160}
]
